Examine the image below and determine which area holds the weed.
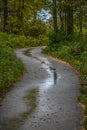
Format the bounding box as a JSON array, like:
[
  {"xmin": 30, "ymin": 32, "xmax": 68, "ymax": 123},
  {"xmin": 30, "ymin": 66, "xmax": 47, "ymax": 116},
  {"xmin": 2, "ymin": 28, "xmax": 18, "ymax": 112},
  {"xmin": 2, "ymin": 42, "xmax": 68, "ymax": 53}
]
[
  {"xmin": 84, "ymin": 118, "xmax": 87, "ymax": 130},
  {"xmin": 44, "ymin": 33, "xmax": 87, "ymax": 129},
  {"xmin": 0, "ymin": 33, "xmax": 24, "ymax": 96},
  {"xmin": 78, "ymin": 95, "xmax": 87, "ymax": 104},
  {"xmin": 0, "ymin": 32, "xmax": 48, "ymax": 97}
]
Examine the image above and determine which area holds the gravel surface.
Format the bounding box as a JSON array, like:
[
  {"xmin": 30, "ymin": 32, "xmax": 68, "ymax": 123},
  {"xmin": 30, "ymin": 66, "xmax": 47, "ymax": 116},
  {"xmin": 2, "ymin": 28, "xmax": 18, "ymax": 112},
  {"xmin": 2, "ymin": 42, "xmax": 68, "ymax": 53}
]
[{"xmin": 0, "ymin": 47, "xmax": 82, "ymax": 130}]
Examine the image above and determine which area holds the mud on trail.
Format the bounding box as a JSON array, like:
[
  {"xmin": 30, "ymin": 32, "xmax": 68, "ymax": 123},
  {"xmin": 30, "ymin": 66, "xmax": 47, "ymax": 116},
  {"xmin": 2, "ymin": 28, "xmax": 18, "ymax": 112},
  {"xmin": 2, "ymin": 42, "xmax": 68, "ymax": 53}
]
[{"xmin": 0, "ymin": 47, "xmax": 82, "ymax": 130}]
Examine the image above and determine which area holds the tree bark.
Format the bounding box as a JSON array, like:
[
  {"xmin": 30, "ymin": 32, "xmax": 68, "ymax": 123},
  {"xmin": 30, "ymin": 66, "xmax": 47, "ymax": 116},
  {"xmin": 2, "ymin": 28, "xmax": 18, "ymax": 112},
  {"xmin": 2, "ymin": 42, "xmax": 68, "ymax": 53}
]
[
  {"xmin": 59, "ymin": 7, "xmax": 64, "ymax": 30},
  {"xmin": 3, "ymin": 0, "xmax": 8, "ymax": 32},
  {"xmin": 66, "ymin": 1, "xmax": 73, "ymax": 35},
  {"xmin": 52, "ymin": 0, "xmax": 58, "ymax": 32},
  {"xmin": 18, "ymin": 0, "xmax": 24, "ymax": 32},
  {"xmin": 79, "ymin": 0, "xmax": 83, "ymax": 36}
]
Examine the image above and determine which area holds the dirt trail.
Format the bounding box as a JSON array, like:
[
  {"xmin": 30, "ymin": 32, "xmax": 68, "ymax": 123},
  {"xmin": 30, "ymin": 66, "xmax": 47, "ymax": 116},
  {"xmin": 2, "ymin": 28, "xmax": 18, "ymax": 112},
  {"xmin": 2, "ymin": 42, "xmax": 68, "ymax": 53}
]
[{"xmin": 0, "ymin": 47, "xmax": 82, "ymax": 130}]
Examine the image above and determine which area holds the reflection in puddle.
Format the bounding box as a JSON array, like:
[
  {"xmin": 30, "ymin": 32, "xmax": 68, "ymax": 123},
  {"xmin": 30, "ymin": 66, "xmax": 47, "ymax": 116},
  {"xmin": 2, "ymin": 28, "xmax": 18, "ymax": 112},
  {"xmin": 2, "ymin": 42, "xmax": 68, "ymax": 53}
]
[
  {"xmin": 53, "ymin": 70, "xmax": 57, "ymax": 85},
  {"xmin": 34, "ymin": 56, "xmax": 61, "ymax": 118},
  {"xmin": 23, "ymin": 49, "xmax": 31, "ymax": 56},
  {"xmin": 23, "ymin": 88, "xmax": 38, "ymax": 118},
  {"xmin": 0, "ymin": 49, "xmax": 61, "ymax": 130},
  {"xmin": 0, "ymin": 88, "xmax": 39, "ymax": 130},
  {"xmin": 24, "ymin": 48, "xmax": 58, "ymax": 88},
  {"xmin": 36, "ymin": 57, "xmax": 58, "ymax": 116},
  {"xmin": 40, "ymin": 57, "xmax": 57, "ymax": 90}
]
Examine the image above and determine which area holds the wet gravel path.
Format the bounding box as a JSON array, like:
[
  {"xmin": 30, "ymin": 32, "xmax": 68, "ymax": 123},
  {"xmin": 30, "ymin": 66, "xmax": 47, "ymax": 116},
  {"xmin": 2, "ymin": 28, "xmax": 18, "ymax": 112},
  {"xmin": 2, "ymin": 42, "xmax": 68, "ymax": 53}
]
[{"xmin": 0, "ymin": 47, "xmax": 82, "ymax": 130}]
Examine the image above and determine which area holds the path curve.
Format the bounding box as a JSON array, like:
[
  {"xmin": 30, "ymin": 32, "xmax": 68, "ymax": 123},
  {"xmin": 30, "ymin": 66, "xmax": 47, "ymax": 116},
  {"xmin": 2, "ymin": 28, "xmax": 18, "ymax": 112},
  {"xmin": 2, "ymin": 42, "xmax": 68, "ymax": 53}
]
[{"xmin": 0, "ymin": 47, "xmax": 82, "ymax": 130}]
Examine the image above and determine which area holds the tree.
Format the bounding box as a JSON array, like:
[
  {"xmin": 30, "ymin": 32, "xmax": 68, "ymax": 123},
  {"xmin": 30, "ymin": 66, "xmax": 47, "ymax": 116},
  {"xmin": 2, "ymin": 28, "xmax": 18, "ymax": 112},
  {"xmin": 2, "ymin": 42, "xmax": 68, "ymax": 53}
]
[
  {"xmin": 52, "ymin": 0, "xmax": 58, "ymax": 32},
  {"xmin": 0, "ymin": 0, "xmax": 86, "ymax": 37},
  {"xmin": 66, "ymin": 0, "xmax": 74, "ymax": 35},
  {"xmin": 0, "ymin": 0, "xmax": 3, "ymax": 31},
  {"xmin": 18, "ymin": 0, "xmax": 25, "ymax": 32},
  {"xmin": 3, "ymin": 0, "xmax": 8, "ymax": 32}
]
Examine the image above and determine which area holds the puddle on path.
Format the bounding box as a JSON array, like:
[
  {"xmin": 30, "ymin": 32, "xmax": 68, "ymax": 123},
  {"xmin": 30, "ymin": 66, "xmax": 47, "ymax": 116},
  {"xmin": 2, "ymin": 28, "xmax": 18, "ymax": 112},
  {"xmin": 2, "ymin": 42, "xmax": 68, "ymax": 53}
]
[
  {"xmin": 23, "ymin": 48, "xmax": 61, "ymax": 89},
  {"xmin": 0, "ymin": 48, "xmax": 63, "ymax": 130},
  {"xmin": 0, "ymin": 88, "xmax": 39, "ymax": 130},
  {"xmin": 23, "ymin": 49, "xmax": 31, "ymax": 56}
]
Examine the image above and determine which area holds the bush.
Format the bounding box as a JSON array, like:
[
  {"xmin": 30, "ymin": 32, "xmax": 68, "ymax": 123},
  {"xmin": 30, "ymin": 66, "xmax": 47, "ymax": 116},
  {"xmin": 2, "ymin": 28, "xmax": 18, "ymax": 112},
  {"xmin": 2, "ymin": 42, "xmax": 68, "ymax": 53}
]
[
  {"xmin": 24, "ymin": 20, "xmax": 46, "ymax": 37},
  {"xmin": 0, "ymin": 38, "xmax": 24, "ymax": 95},
  {"xmin": 0, "ymin": 32, "xmax": 48, "ymax": 49},
  {"xmin": 48, "ymin": 30, "xmax": 67, "ymax": 49},
  {"xmin": 84, "ymin": 118, "xmax": 87, "ymax": 130},
  {"xmin": 69, "ymin": 42, "xmax": 87, "ymax": 57},
  {"xmin": 0, "ymin": 32, "xmax": 48, "ymax": 97},
  {"xmin": 44, "ymin": 34, "xmax": 87, "ymax": 129},
  {"xmin": 83, "ymin": 75, "xmax": 87, "ymax": 86}
]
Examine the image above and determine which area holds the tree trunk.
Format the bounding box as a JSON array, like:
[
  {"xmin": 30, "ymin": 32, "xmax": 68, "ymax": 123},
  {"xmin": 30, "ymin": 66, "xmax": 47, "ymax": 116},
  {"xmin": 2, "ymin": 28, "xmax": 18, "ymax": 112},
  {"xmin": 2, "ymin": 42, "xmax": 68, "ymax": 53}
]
[
  {"xmin": 20, "ymin": 0, "xmax": 24, "ymax": 27},
  {"xmin": 59, "ymin": 0, "xmax": 64, "ymax": 30},
  {"xmin": 3, "ymin": 0, "xmax": 8, "ymax": 32},
  {"xmin": 18, "ymin": 0, "xmax": 24, "ymax": 32},
  {"xmin": 52, "ymin": 0, "xmax": 58, "ymax": 32},
  {"xmin": 66, "ymin": 1, "xmax": 73, "ymax": 35},
  {"xmin": 79, "ymin": 0, "xmax": 83, "ymax": 36},
  {"xmin": 59, "ymin": 8, "xmax": 64, "ymax": 30}
]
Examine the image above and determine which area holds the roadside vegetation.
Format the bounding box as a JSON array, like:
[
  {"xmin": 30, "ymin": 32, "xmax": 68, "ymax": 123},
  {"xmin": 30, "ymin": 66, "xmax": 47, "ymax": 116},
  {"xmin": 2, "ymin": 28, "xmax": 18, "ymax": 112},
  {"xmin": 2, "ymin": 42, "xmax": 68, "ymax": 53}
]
[
  {"xmin": 0, "ymin": 33, "xmax": 24, "ymax": 98},
  {"xmin": 44, "ymin": 31, "xmax": 87, "ymax": 129},
  {"xmin": 0, "ymin": 32, "xmax": 48, "ymax": 99},
  {"xmin": 0, "ymin": 32, "xmax": 48, "ymax": 49},
  {"xmin": 0, "ymin": 0, "xmax": 87, "ymax": 129}
]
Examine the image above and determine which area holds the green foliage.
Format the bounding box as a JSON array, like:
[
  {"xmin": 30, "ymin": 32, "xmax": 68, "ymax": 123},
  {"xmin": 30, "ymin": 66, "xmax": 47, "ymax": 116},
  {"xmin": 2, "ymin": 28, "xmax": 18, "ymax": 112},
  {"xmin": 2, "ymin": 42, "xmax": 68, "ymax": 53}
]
[
  {"xmin": 25, "ymin": 35, "xmax": 48, "ymax": 47},
  {"xmin": 78, "ymin": 95, "xmax": 87, "ymax": 104},
  {"xmin": 48, "ymin": 30, "xmax": 67, "ymax": 49},
  {"xmin": 84, "ymin": 107, "xmax": 87, "ymax": 115},
  {"xmin": 69, "ymin": 42, "xmax": 87, "ymax": 57},
  {"xmin": 83, "ymin": 75, "xmax": 87, "ymax": 86},
  {"xmin": 84, "ymin": 118, "xmax": 87, "ymax": 130},
  {"xmin": 24, "ymin": 20, "xmax": 47, "ymax": 37},
  {"xmin": 0, "ymin": 32, "xmax": 48, "ymax": 96},
  {"xmin": 44, "ymin": 33, "xmax": 87, "ymax": 130},
  {"xmin": 0, "ymin": 32, "xmax": 48, "ymax": 49},
  {"xmin": 0, "ymin": 43, "xmax": 24, "ymax": 94},
  {"xmin": 45, "ymin": 32, "xmax": 87, "ymax": 79}
]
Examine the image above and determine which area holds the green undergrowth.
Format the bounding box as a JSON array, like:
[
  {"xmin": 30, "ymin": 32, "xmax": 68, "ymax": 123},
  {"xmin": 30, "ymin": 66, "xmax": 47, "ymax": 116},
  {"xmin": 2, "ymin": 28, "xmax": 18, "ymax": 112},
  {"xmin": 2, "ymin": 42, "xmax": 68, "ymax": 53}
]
[
  {"xmin": 0, "ymin": 32, "xmax": 48, "ymax": 49},
  {"xmin": 44, "ymin": 33, "xmax": 87, "ymax": 129},
  {"xmin": 0, "ymin": 44, "xmax": 24, "ymax": 97},
  {"xmin": 0, "ymin": 32, "xmax": 48, "ymax": 98}
]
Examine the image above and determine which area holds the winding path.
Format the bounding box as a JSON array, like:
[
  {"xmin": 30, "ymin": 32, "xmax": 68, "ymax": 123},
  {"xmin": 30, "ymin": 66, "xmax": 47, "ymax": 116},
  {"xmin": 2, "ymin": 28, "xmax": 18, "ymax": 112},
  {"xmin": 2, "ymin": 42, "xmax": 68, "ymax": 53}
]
[{"xmin": 0, "ymin": 47, "xmax": 82, "ymax": 130}]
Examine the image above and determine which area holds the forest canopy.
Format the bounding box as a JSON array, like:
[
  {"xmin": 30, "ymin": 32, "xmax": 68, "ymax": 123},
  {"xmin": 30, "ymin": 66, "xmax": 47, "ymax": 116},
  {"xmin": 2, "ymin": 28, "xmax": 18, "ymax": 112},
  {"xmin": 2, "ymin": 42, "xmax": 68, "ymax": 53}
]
[{"xmin": 0, "ymin": 0, "xmax": 87, "ymax": 37}]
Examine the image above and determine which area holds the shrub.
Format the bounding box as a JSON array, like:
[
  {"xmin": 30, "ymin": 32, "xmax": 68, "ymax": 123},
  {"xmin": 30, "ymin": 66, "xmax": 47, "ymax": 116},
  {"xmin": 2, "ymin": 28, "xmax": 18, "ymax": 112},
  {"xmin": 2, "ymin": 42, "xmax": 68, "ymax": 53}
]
[
  {"xmin": 84, "ymin": 118, "xmax": 87, "ymax": 130},
  {"xmin": 48, "ymin": 30, "xmax": 67, "ymax": 49},
  {"xmin": 83, "ymin": 75, "xmax": 87, "ymax": 86},
  {"xmin": 0, "ymin": 41, "xmax": 24, "ymax": 95},
  {"xmin": 0, "ymin": 32, "xmax": 48, "ymax": 49},
  {"xmin": 69, "ymin": 42, "xmax": 87, "ymax": 57},
  {"xmin": 0, "ymin": 32, "xmax": 48, "ymax": 96},
  {"xmin": 24, "ymin": 20, "xmax": 46, "ymax": 37},
  {"xmin": 45, "ymin": 34, "xmax": 87, "ymax": 129}
]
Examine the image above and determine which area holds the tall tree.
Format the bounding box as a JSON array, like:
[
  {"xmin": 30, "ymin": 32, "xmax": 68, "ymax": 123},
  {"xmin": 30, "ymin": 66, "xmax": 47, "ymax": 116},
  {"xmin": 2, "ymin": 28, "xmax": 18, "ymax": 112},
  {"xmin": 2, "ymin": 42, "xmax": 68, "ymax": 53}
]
[
  {"xmin": 52, "ymin": 0, "xmax": 58, "ymax": 32},
  {"xmin": 79, "ymin": 0, "xmax": 83, "ymax": 36},
  {"xmin": 66, "ymin": 0, "xmax": 74, "ymax": 35},
  {"xmin": 59, "ymin": 1, "xmax": 64, "ymax": 30},
  {"xmin": 0, "ymin": 0, "xmax": 3, "ymax": 31},
  {"xmin": 3, "ymin": 0, "xmax": 8, "ymax": 32},
  {"xmin": 18, "ymin": 0, "xmax": 25, "ymax": 32}
]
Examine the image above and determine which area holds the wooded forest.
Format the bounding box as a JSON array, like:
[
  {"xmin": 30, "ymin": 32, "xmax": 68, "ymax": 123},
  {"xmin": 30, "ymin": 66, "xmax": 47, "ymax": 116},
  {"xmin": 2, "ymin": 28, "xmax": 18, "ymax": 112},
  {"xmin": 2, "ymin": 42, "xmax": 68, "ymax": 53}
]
[
  {"xmin": 0, "ymin": 0, "xmax": 87, "ymax": 129},
  {"xmin": 0, "ymin": 0, "xmax": 87, "ymax": 36}
]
